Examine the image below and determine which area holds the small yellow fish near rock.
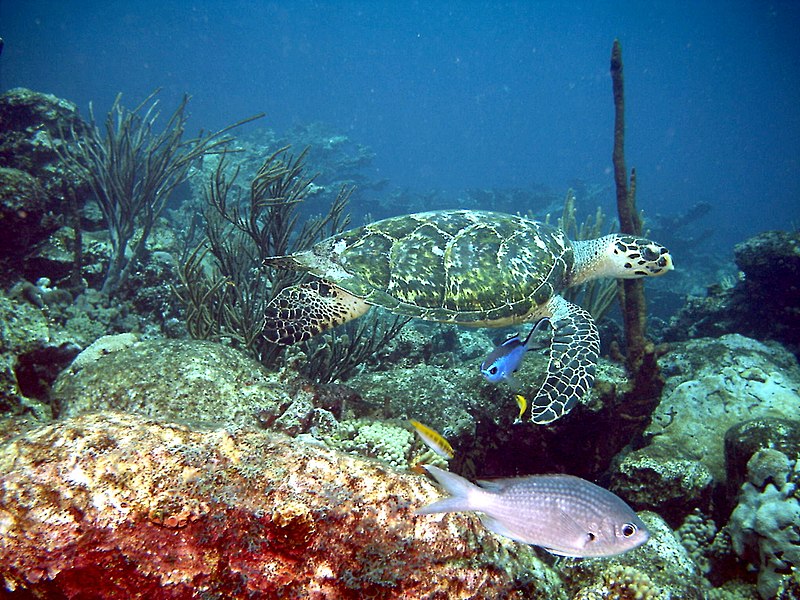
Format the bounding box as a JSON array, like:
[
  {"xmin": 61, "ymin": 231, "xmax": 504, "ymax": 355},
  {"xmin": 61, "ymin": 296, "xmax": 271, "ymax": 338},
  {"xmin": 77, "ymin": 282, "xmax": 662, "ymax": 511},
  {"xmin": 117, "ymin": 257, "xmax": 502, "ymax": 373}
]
[
  {"xmin": 409, "ymin": 420, "xmax": 454, "ymax": 460},
  {"xmin": 513, "ymin": 394, "xmax": 527, "ymax": 423}
]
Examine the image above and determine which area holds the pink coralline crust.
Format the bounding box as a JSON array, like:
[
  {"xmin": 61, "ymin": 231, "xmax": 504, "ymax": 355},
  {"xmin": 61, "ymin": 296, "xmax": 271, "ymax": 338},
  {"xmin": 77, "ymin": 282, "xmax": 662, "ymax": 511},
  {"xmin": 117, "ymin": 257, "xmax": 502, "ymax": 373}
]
[{"xmin": 0, "ymin": 412, "xmax": 560, "ymax": 599}]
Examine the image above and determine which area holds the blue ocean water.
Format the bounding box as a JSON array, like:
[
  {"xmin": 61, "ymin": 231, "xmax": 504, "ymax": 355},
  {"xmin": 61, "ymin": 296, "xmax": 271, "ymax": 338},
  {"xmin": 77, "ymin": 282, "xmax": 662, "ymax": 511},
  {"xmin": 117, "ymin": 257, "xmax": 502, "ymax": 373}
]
[{"xmin": 2, "ymin": 1, "xmax": 798, "ymax": 250}]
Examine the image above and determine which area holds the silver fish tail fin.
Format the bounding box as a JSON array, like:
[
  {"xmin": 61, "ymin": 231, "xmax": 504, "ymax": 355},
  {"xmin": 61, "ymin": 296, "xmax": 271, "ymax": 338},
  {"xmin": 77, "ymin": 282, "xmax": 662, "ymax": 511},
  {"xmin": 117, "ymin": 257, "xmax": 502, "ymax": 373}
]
[{"xmin": 416, "ymin": 465, "xmax": 479, "ymax": 515}]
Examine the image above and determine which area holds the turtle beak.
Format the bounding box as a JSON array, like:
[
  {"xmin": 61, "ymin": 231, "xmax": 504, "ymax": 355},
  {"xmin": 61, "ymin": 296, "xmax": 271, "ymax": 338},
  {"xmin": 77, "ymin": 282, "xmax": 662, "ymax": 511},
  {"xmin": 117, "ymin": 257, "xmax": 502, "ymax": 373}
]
[{"xmin": 657, "ymin": 252, "xmax": 674, "ymax": 273}]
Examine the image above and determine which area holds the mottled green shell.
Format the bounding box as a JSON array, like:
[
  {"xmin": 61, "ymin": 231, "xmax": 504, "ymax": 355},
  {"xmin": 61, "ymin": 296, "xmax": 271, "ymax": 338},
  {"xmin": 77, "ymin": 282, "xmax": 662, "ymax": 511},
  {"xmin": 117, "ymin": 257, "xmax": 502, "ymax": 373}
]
[{"xmin": 303, "ymin": 209, "xmax": 574, "ymax": 324}]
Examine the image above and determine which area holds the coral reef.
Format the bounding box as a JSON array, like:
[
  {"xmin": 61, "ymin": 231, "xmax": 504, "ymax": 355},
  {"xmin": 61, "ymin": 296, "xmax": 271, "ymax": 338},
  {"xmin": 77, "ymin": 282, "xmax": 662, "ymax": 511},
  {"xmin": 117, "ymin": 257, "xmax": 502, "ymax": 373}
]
[
  {"xmin": 0, "ymin": 411, "xmax": 564, "ymax": 598},
  {"xmin": 726, "ymin": 449, "xmax": 800, "ymax": 599},
  {"xmin": 0, "ymin": 88, "xmax": 88, "ymax": 283},
  {"xmin": 724, "ymin": 418, "xmax": 800, "ymax": 514},
  {"xmin": 664, "ymin": 230, "xmax": 800, "ymax": 356},
  {"xmin": 642, "ymin": 334, "xmax": 800, "ymax": 486},
  {"xmin": 5, "ymin": 84, "xmax": 798, "ymax": 599}
]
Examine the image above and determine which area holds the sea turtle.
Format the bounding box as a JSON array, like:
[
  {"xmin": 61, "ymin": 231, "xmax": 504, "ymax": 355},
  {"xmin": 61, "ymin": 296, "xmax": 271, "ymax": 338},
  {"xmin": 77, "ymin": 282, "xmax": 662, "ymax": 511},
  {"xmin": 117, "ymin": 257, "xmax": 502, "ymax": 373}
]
[{"xmin": 263, "ymin": 209, "xmax": 673, "ymax": 424}]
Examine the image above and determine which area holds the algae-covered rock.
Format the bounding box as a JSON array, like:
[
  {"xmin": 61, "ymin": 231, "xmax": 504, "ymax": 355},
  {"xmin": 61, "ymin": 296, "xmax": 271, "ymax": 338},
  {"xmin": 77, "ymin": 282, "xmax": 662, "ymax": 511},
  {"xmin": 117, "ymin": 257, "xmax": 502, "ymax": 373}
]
[
  {"xmin": 0, "ymin": 411, "xmax": 564, "ymax": 599},
  {"xmin": 645, "ymin": 334, "xmax": 800, "ymax": 484},
  {"xmin": 0, "ymin": 293, "xmax": 78, "ymax": 418},
  {"xmin": 51, "ymin": 338, "xmax": 308, "ymax": 433},
  {"xmin": 610, "ymin": 449, "xmax": 714, "ymax": 525},
  {"xmin": 0, "ymin": 88, "xmax": 86, "ymax": 187}
]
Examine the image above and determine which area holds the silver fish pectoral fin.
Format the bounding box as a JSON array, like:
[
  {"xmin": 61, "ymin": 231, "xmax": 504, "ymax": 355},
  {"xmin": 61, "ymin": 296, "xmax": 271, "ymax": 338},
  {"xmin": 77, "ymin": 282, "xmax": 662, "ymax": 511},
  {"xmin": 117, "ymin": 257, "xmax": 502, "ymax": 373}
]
[{"xmin": 529, "ymin": 295, "xmax": 599, "ymax": 425}]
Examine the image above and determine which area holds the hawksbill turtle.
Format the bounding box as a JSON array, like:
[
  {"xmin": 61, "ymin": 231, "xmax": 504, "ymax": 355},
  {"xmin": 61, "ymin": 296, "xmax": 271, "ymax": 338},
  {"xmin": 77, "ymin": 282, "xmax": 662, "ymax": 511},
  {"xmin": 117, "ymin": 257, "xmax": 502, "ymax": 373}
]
[{"xmin": 262, "ymin": 209, "xmax": 673, "ymax": 424}]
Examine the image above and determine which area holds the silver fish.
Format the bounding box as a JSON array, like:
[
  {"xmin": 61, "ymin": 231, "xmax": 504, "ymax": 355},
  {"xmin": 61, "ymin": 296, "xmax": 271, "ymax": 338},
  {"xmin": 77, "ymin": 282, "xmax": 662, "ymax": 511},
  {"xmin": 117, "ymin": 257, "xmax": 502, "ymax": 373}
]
[{"xmin": 417, "ymin": 465, "xmax": 649, "ymax": 557}]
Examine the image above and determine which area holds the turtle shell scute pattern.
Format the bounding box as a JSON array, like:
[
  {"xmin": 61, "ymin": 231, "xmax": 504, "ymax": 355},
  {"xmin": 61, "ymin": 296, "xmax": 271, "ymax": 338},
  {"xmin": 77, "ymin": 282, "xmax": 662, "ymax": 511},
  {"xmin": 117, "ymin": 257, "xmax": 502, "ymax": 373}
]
[{"xmin": 316, "ymin": 210, "xmax": 573, "ymax": 323}]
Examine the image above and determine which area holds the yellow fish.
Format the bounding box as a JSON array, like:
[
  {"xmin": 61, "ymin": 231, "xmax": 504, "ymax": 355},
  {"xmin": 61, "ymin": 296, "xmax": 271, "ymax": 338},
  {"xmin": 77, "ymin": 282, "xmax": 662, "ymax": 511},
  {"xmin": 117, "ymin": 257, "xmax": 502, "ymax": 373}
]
[
  {"xmin": 514, "ymin": 394, "xmax": 527, "ymax": 423},
  {"xmin": 410, "ymin": 420, "xmax": 454, "ymax": 459}
]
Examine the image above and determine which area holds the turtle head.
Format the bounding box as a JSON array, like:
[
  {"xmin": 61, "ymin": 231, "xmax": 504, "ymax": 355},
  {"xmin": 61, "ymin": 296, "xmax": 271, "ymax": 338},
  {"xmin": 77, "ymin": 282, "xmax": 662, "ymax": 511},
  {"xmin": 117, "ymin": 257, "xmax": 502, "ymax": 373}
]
[
  {"xmin": 606, "ymin": 235, "xmax": 673, "ymax": 279},
  {"xmin": 570, "ymin": 235, "xmax": 673, "ymax": 285}
]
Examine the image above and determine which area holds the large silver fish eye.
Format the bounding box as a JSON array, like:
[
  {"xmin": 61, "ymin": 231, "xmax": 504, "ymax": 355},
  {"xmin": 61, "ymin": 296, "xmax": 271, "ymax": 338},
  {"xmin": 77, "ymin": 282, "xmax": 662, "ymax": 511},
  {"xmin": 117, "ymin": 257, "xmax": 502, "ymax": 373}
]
[{"xmin": 621, "ymin": 523, "xmax": 638, "ymax": 538}]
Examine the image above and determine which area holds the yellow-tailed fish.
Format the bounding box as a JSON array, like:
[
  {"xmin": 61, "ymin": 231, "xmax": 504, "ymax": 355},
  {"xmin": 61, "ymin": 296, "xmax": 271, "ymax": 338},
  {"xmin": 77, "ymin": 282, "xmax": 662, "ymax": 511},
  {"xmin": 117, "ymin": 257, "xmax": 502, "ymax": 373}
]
[
  {"xmin": 514, "ymin": 394, "xmax": 527, "ymax": 423},
  {"xmin": 410, "ymin": 420, "xmax": 454, "ymax": 459}
]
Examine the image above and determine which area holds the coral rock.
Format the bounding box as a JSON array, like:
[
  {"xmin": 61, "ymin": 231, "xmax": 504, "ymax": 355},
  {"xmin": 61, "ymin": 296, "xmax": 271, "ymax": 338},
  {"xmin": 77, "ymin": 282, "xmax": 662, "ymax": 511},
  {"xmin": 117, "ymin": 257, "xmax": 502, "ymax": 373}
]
[
  {"xmin": 726, "ymin": 449, "xmax": 800, "ymax": 599},
  {"xmin": 51, "ymin": 339, "xmax": 308, "ymax": 434},
  {"xmin": 610, "ymin": 449, "xmax": 714, "ymax": 525},
  {"xmin": 0, "ymin": 411, "xmax": 562, "ymax": 599},
  {"xmin": 645, "ymin": 334, "xmax": 800, "ymax": 484},
  {"xmin": 724, "ymin": 417, "xmax": 800, "ymax": 511}
]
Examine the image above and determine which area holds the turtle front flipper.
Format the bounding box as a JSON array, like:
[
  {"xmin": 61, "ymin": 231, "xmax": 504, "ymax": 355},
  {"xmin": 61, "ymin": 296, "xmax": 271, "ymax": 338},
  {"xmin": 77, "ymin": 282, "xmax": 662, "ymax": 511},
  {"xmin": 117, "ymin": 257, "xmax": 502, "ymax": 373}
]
[
  {"xmin": 530, "ymin": 295, "xmax": 599, "ymax": 424},
  {"xmin": 263, "ymin": 280, "xmax": 371, "ymax": 345}
]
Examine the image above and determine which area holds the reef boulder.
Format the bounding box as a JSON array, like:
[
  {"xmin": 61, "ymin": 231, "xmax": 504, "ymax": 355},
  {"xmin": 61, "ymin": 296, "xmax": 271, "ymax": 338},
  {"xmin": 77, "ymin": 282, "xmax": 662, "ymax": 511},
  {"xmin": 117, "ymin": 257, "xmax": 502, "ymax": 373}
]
[
  {"xmin": 0, "ymin": 411, "xmax": 562, "ymax": 599},
  {"xmin": 611, "ymin": 334, "xmax": 800, "ymax": 526},
  {"xmin": 51, "ymin": 338, "xmax": 312, "ymax": 434}
]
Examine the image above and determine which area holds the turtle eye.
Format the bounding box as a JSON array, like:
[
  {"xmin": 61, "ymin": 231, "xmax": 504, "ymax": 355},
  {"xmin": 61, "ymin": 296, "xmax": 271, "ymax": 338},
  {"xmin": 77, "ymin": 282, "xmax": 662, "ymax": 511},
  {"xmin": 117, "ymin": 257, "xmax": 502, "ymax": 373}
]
[
  {"xmin": 641, "ymin": 246, "xmax": 659, "ymax": 261},
  {"xmin": 621, "ymin": 523, "xmax": 637, "ymax": 538}
]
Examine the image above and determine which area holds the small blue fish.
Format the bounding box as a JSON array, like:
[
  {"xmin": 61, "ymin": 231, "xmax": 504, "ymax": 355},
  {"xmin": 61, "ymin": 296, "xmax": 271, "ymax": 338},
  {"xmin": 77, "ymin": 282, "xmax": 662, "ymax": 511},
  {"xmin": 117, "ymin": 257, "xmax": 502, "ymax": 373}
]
[{"xmin": 481, "ymin": 320, "xmax": 547, "ymax": 386}]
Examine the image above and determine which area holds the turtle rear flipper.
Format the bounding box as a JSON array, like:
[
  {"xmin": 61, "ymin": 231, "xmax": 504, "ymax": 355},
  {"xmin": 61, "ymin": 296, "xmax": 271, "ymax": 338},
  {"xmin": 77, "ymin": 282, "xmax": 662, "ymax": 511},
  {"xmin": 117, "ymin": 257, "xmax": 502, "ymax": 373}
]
[
  {"xmin": 530, "ymin": 296, "xmax": 599, "ymax": 424},
  {"xmin": 263, "ymin": 280, "xmax": 370, "ymax": 345}
]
